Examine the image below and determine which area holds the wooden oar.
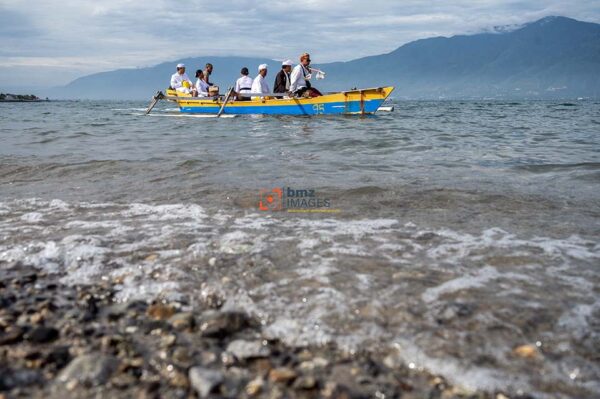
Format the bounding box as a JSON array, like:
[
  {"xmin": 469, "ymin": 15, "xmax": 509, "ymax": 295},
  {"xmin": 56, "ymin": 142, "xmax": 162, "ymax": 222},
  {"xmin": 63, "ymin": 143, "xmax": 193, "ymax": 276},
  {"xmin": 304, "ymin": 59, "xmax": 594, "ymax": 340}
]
[
  {"xmin": 145, "ymin": 91, "xmax": 164, "ymax": 115},
  {"xmin": 217, "ymin": 87, "xmax": 234, "ymax": 117}
]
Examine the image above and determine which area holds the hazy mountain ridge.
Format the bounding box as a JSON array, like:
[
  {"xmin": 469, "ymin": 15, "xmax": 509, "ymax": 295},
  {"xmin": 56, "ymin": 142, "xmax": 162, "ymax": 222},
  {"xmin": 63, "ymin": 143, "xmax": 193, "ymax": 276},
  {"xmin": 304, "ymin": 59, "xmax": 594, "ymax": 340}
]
[{"xmin": 47, "ymin": 16, "xmax": 600, "ymax": 100}]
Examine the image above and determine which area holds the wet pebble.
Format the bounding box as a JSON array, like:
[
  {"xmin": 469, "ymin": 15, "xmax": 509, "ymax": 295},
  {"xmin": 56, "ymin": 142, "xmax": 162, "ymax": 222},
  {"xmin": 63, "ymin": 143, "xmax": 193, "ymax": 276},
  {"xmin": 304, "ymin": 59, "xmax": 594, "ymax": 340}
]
[
  {"xmin": 269, "ymin": 367, "xmax": 297, "ymax": 384},
  {"xmin": 0, "ymin": 326, "xmax": 24, "ymax": 345},
  {"xmin": 57, "ymin": 353, "xmax": 119, "ymax": 386},
  {"xmin": 44, "ymin": 346, "xmax": 71, "ymax": 368},
  {"xmin": 146, "ymin": 303, "xmax": 176, "ymax": 320},
  {"xmin": 188, "ymin": 366, "xmax": 223, "ymax": 398},
  {"xmin": 299, "ymin": 356, "xmax": 329, "ymax": 371},
  {"xmin": 245, "ymin": 376, "xmax": 263, "ymax": 396},
  {"xmin": 226, "ymin": 339, "xmax": 270, "ymax": 360},
  {"xmin": 292, "ymin": 375, "xmax": 317, "ymax": 390},
  {"xmin": 160, "ymin": 333, "xmax": 177, "ymax": 348},
  {"xmin": 0, "ymin": 368, "xmax": 43, "ymax": 390},
  {"xmin": 513, "ymin": 344, "xmax": 540, "ymax": 359},
  {"xmin": 110, "ymin": 372, "xmax": 137, "ymax": 388},
  {"xmin": 436, "ymin": 302, "xmax": 475, "ymax": 323},
  {"xmin": 199, "ymin": 311, "xmax": 251, "ymax": 338},
  {"xmin": 168, "ymin": 312, "xmax": 195, "ymax": 330},
  {"xmin": 200, "ymin": 283, "xmax": 225, "ymax": 309},
  {"xmin": 104, "ymin": 303, "xmax": 129, "ymax": 320},
  {"xmin": 168, "ymin": 370, "xmax": 189, "ymax": 388},
  {"xmin": 25, "ymin": 326, "xmax": 59, "ymax": 343}
]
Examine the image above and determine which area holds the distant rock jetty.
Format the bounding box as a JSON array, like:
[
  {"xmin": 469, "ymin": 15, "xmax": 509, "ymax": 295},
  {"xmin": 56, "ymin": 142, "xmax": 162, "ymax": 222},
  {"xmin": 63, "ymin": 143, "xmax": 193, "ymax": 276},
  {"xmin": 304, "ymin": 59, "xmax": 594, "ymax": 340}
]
[{"xmin": 0, "ymin": 93, "xmax": 48, "ymax": 102}]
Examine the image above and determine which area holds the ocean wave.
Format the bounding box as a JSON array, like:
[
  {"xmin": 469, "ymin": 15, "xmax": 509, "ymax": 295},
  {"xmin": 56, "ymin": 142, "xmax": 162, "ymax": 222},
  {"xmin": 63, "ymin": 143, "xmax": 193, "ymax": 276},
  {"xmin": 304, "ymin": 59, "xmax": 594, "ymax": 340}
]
[{"xmin": 0, "ymin": 198, "xmax": 598, "ymax": 396}]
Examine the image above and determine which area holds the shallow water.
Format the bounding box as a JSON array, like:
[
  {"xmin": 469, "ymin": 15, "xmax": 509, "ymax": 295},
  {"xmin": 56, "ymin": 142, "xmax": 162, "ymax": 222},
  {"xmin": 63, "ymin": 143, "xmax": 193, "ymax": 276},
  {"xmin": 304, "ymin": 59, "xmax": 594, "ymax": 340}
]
[{"xmin": 1, "ymin": 100, "xmax": 599, "ymax": 397}]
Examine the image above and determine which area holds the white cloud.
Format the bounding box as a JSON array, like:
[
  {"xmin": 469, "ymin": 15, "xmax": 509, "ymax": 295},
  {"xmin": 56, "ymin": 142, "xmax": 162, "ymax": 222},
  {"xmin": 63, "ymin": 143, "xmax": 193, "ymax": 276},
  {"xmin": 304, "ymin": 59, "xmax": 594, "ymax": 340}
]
[{"xmin": 0, "ymin": 0, "xmax": 599, "ymax": 87}]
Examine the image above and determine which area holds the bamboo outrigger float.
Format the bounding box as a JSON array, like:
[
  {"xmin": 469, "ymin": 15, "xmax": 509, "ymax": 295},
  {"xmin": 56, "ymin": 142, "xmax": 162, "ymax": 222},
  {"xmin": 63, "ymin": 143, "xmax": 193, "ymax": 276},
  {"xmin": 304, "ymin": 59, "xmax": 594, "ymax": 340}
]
[{"xmin": 146, "ymin": 86, "xmax": 394, "ymax": 116}]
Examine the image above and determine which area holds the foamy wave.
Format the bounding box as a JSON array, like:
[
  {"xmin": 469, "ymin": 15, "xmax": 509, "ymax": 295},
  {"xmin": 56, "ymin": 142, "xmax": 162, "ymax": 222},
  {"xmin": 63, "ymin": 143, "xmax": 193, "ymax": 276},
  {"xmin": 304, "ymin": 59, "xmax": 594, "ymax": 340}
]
[{"xmin": 1, "ymin": 198, "xmax": 598, "ymax": 396}]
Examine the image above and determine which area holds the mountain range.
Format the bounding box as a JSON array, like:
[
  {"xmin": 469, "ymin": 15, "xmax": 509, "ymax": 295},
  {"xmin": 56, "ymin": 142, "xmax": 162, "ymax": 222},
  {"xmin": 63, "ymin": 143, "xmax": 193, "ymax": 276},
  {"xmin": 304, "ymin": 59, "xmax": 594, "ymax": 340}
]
[{"xmin": 46, "ymin": 16, "xmax": 600, "ymax": 100}]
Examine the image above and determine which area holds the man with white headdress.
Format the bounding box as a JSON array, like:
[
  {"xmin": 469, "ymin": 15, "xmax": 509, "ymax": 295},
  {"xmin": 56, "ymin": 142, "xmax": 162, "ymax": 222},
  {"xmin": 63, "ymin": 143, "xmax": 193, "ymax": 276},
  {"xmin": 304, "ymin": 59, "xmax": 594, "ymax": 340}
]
[
  {"xmin": 251, "ymin": 64, "xmax": 270, "ymax": 100},
  {"xmin": 273, "ymin": 59, "xmax": 293, "ymax": 96},
  {"xmin": 170, "ymin": 64, "xmax": 194, "ymax": 94}
]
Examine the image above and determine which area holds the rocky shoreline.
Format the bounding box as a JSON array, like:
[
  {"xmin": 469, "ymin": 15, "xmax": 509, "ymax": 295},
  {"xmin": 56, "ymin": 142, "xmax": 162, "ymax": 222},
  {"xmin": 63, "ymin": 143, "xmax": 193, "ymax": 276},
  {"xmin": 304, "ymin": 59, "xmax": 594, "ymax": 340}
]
[
  {"xmin": 0, "ymin": 264, "xmax": 525, "ymax": 399},
  {"xmin": 0, "ymin": 93, "xmax": 46, "ymax": 102}
]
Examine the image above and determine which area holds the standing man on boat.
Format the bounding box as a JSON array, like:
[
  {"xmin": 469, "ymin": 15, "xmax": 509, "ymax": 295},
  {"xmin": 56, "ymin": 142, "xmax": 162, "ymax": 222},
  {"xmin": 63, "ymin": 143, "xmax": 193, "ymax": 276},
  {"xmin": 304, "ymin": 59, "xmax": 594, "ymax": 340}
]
[
  {"xmin": 235, "ymin": 67, "xmax": 253, "ymax": 101},
  {"xmin": 203, "ymin": 63, "xmax": 214, "ymax": 86},
  {"xmin": 274, "ymin": 60, "xmax": 293, "ymax": 96},
  {"xmin": 251, "ymin": 64, "xmax": 270, "ymax": 100},
  {"xmin": 290, "ymin": 53, "xmax": 322, "ymax": 97},
  {"xmin": 170, "ymin": 64, "xmax": 195, "ymax": 94}
]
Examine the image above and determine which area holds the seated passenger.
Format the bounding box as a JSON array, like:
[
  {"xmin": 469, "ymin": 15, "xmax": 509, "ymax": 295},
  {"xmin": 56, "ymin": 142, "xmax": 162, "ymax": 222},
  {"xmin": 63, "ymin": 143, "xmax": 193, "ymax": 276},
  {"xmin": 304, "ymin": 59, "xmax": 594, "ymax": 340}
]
[
  {"xmin": 235, "ymin": 67, "xmax": 253, "ymax": 101},
  {"xmin": 290, "ymin": 53, "xmax": 322, "ymax": 97},
  {"xmin": 195, "ymin": 70, "xmax": 210, "ymax": 97},
  {"xmin": 170, "ymin": 64, "xmax": 194, "ymax": 94},
  {"xmin": 273, "ymin": 60, "xmax": 293, "ymax": 96},
  {"xmin": 251, "ymin": 64, "xmax": 270, "ymax": 100}
]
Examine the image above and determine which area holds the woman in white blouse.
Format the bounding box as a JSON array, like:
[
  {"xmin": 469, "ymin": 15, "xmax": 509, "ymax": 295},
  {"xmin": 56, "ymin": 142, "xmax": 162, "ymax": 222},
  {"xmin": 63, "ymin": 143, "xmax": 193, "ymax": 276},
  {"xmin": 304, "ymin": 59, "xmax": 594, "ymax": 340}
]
[{"xmin": 195, "ymin": 70, "xmax": 210, "ymax": 97}]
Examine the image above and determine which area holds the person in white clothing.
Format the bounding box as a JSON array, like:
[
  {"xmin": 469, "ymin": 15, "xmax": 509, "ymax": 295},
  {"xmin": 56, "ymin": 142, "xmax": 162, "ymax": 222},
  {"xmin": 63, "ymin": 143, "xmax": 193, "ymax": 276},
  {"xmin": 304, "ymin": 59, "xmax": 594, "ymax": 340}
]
[
  {"xmin": 170, "ymin": 63, "xmax": 194, "ymax": 95},
  {"xmin": 195, "ymin": 70, "xmax": 210, "ymax": 97},
  {"xmin": 290, "ymin": 53, "xmax": 322, "ymax": 97},
  {"xmin": 251, "ymin": 64, "xmax": 270, "ymax": 100},
  {"xmin": 235, "ymin": 67, "xmax": 253, "ymax": 101}
]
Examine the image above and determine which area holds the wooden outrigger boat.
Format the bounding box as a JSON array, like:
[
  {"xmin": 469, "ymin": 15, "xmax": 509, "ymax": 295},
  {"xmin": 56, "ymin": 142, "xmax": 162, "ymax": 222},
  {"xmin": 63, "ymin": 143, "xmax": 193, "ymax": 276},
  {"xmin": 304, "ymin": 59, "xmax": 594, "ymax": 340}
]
[{"xmin": 145, "ymin": 86, "xmax": 394, "ymax": 116}]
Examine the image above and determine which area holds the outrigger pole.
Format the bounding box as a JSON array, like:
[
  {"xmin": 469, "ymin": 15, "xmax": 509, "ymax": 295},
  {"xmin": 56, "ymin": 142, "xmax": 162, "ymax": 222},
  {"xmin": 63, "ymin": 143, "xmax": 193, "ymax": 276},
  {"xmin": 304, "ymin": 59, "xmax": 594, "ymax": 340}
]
[
  {"xmin": 145, "ymin": 91, "xmax": 164, "ymax": 115},
  {"xmin": 217, "ymin": 87, "xmax": 234, "ymax": 118}
]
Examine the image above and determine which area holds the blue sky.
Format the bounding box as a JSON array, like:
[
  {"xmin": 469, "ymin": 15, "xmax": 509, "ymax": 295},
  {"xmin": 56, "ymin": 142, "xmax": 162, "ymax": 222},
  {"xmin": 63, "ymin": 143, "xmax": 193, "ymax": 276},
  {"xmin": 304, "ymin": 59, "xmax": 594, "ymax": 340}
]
[{"xmin": 1, "ymin": 0, "xmax": 599, "ymax": 89}]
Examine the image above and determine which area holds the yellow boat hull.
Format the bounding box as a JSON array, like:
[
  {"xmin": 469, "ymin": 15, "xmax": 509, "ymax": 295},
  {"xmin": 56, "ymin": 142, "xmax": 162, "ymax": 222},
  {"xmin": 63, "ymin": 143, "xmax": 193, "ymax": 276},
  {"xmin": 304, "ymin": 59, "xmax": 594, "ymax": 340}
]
[{"xmin": 165, "ymin": 87, "xmax": 394, "ymax": 115}]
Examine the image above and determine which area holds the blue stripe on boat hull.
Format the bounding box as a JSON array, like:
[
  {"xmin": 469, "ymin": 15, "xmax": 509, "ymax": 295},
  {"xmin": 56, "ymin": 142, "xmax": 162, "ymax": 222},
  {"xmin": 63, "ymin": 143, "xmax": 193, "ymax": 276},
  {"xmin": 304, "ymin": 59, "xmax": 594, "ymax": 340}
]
[{"xmin": 179, "ymin": 99, "xmax": 384, "ymax": 115}]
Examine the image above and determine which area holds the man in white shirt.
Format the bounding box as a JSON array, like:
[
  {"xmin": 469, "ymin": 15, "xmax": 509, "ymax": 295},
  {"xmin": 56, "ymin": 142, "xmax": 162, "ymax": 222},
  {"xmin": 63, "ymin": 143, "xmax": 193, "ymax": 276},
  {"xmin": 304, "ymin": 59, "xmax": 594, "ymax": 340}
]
[
  {"xmin": 290, "ymin": 53, "xmax": 322, "ymax": 97},
  {"xmin": 235, "ymin": 67, "xmax": 253, "ymax": 101},
  {"xmin": 170, "ymin": 64, "xmax": 194, "ymax": 94},
  {"xmin": 251, "ymin": 64, "xmax": 270, "ymax": 100}
]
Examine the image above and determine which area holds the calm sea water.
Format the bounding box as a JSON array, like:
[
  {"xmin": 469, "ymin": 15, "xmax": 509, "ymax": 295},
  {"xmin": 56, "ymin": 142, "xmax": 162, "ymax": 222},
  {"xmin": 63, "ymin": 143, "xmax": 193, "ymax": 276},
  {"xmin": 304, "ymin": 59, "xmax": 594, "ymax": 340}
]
[{"xmin": 1, "ymin": 100, "xmax": 599, "ymax": 397}]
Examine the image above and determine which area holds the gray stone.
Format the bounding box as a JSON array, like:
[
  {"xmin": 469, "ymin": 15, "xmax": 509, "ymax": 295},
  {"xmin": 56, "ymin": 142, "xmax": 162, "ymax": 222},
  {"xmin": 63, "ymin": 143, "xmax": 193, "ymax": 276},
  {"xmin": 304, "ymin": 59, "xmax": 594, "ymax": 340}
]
[
  {"xmin": 0, "ymin": 368, "xmax": 43, "ymax": 390},
  {"xmin": 329, "ymin": 364, "xmax": 371, "ymax": 397},
  {"xmin": 199, "ymin": 311, "xmax": 251, "ymax": 338},
  {"xmin": 226, "ymin": 339, "xmax": 270, "ymax": 360},
  {"xmin": 383, "ymin": 351, "xmax": 404, "ymax": 370},
  {"xmin": 57, "ymin": 353, "xmax": 119, "ymax": 386},
  {"xmin": 299, "ymin": 356, "xmax": 329, "ymax": 371},
  {"xmin": 104, "ymin": 303, "xmax": 129, "ymax": 320},
  {"xmin": 188, "ymin": 366, "xmax": 223, "ymax": 398},
  {"xmin": 25, "ymin": 326, "xmax": 59, "ymax": 343},
  {"xmin": 292, "ymin": 375, "xmax": 317, "ymax": 390}
]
